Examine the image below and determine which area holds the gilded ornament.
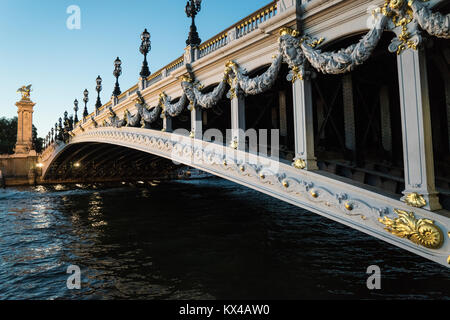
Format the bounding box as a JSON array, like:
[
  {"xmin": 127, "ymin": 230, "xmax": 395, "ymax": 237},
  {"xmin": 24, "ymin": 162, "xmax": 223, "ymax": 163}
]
[
  {"xmin": 380, "ymin": 0, "xmax": 425, "ymax": 54},
  {"xmin": 301, "ymin": 37, "xmax": 324, "ymax": 49},
  {"xmin": 310, "ymin": 190, "xmax": 319, "ymax": 198},
  {"xmin": 345, "ymin": 203, "xmax": 354, "ymax": 211},
  {"xmin": 290, "ymin": 66, "xmax": 303, "ymax": 82},
  {"xmin": 293, "ymin": 158, "xmax": 306, "ymax": 170},
  {"xmin": 230, "ymin": 139, "xmax": 238, "ymax": 150},
  {"xmin": 279, "ymin": 27, "xmax": 300, "ymax": 38},
  {"xmin": 17, "ymin": 85, "xmax": 32, "ymax": 100},
  {"xmin": 378, "ymin": 209, "xmax": 444, "ymax": 249},
  {"xmin": 180, "ymin": 74, "xmax": 194, "ymax": 83},
  {"xmin": 282, "ymin": 180, "xmax": 289, "ymax": 188},
  {"xmin": 404, "ymin": 192, "xmax": 427, "ymax": 208}
]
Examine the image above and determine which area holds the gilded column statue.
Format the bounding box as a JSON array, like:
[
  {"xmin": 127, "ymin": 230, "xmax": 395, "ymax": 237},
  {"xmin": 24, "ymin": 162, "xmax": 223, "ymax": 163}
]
[{"xmin": 15, "ymin": 85, "xmax": 36, "ymax": 155}]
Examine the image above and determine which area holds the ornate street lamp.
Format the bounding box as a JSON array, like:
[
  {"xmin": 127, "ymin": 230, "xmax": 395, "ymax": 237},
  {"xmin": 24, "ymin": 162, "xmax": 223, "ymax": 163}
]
[
  {"xmin": 69, "ymin": 115, "xmax": 74, "ymax": 131},
  {"xmin": 83, "ymin": 89, "xmax": 89, "ymax": 118},
  {"xmin": 64, "ymin": 111, "xmax": 69, "ymax": 127},
  {"xmin": 51, "ymin": 127, "xmax": 54, "ymax": 143},
  {"xmin": 139, "ymin": 29, "xmax": 151, "ymax": 78},
  {"xmin": 58, "ymin": 118, "xmax": 63, "ymax": 140},
  {"xmin": 95, "ymin": 76, "xmax": 102, "ymax": 111},
  {"xmin": 185, "ymin": 0, "xmax": 202, "ymax": 47},
  {"xmin": 113, "ymin": 57, "xmax": 122, "ymax": 97},
  {"xmin": 74, "ymin": 99, "xmax": 79, "ymax": 123}
]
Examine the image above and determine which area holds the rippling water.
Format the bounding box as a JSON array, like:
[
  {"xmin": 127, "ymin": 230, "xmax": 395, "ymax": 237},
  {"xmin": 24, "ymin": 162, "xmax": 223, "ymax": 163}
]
[{"xmin": 0, "ymin": 177, "xmax": 449, "ymax": 300}]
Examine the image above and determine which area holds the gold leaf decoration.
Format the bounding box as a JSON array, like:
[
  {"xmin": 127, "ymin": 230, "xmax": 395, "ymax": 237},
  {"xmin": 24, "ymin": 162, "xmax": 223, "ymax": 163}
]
[
  {"xmin": 293, "ymin": 158, "xmax": 306, "ymax": 170},
  {"xmin": 404, "ymin": 192, "xmax": 427, "ymax": 208},
  {"xmin": 378, "ymin": 209, "xmax": 444, "ymax": 249},
  {"xmin": 279, "ymin": 27, "xmax": 300, "ymax": 38}
]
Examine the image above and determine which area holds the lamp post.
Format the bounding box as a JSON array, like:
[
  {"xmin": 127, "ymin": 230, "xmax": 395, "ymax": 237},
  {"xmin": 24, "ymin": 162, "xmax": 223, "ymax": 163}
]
[
  {"xmin": 185, "ymin": 0, "xmax": 202, "ymax": 47},
  {"xmin": 74, "ymin": 99, "xmax": 79, "ymax": 123},
  {"xmin": 58, "ymin": 118, "xmax": 63, "ymax": 140},
  {"xmin": 64, "ymin": 111, "xmax": 69, "ymax": 128},
  {"xmin": 83, "ymin": 89, "xmax": 89, "ymax": 118},
  {"xmin": 51, "ymin": 127, "xmax": 54, "ymax": 143},
  {"xmin": 54, "ymin": 123, "xmax": 58, "ymax": 141},
  {"xmin": 69, "ymin": 115, "xmax": 74, "ymax": 131},
  {"xmin": 95, "ymin": 76, "xmax": 102, "ymax": 111},
  {"xmin": 113, "ymin": 57, "xmax": 122, "ymax": 97},
  {"xmin": 139, "ymin": 29, "xmax": 151, "ymax": 78}
]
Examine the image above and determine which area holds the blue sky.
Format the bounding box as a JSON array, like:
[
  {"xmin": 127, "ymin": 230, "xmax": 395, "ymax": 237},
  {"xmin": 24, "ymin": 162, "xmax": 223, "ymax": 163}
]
[{"xmin": 0, "ymin": 0, "xmax": 270, "ymax": 136}]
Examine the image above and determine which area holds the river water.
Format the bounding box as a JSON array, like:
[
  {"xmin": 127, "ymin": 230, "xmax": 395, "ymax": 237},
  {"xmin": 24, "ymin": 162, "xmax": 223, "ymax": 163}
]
[{"xmin": 0, "ymin": 177, "xmax": 448, "ymax": 300}]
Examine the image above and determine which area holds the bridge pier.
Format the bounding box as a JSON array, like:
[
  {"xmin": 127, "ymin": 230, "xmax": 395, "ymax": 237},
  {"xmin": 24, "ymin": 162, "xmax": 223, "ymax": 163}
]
[
  {"xmin": 397, "ymin": 48, "xmax": 441, "ymax": 211},
  {"xmin": 292, "ymin": 77, "xmax": 317, "ymax": 170}
]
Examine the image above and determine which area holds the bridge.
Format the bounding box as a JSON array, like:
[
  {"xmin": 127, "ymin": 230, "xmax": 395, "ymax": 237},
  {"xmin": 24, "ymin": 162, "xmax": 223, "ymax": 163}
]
[{"xmin": 38, "ymin": 0, "xmax": 450, "ymax": 268}]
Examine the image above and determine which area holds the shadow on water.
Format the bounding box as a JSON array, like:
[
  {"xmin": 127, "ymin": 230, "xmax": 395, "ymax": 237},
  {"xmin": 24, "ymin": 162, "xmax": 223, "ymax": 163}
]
[{"xmin": 0, "ymin": 177, "xmax": 449, "ymax": 300}]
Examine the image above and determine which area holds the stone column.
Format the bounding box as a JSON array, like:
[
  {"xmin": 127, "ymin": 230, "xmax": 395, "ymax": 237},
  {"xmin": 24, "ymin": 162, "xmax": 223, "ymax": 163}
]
[
  {"xmin": 379, "ymin": 85, "xmax": 392, "ymax": 152},
  {"xmin": 397, "ymin": 49, "xmax": 441, "ymax": 211},
  {"xmin": 15, "ymin": 98, "xmax": 36, "ymax": 154},
  {"xmin": 163, "ymin": 115, "xmax": 173, "ymax": 133},
  {"xmin": 279, "ymin": 90, "xmax": 288, "ymax": 139},
  {"xmin": 190, "ymin": 106, "xmax": 202, "ymax": 139},
  {"xmin": 342, "ymin": 74, "xmax": 356, "ymax": 153},
  {"xmin": 444, "ymin": 74, "xmax": 450, "ymax": 151},
  {"xmin": 292, "ymin": 77, "xmax": 318, "ymax": 170},
  {"xmin": 230, "ymin": 93, "xmax": 246, "ymax": 149}
]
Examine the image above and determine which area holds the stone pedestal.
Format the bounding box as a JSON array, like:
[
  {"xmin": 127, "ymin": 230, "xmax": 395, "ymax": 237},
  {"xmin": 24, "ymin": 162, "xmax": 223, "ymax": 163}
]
[{"xmin": 15, "ymin": 98, "xmax": 36, "ymax": 155}]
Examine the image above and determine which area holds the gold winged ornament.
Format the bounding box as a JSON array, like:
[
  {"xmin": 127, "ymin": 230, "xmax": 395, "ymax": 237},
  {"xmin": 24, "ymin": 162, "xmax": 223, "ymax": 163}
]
[{"xmin": 17, "ymin": 85, "xmax": 32, "ymax": 100}]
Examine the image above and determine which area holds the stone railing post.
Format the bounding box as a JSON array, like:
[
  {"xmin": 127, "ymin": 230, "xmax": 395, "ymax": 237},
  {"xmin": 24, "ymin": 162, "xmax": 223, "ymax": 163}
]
[
  {"xmin": 227, "ymin": 28, "xmax": 237, "ymax": 44},
  {"xmin": 184, "ymin": 45, "xmax": 198, "ymax": 64},
  {"xmin": 277, "ymin": 0, "xmax": 296, "ymax": 14}
]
